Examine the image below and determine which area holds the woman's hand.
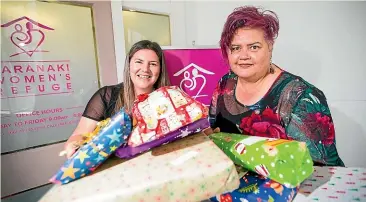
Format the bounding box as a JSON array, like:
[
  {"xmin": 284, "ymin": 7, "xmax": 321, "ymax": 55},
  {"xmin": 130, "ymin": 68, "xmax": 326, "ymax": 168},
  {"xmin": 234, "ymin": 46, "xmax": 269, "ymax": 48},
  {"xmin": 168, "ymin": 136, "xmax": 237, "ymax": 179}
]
[
  {"xmin": 202, "ymin": 127, "xmax": 220, "ymax": 136},
  {"xmin": 61, "ymin": 117, "xmax": 98, "ymax": 158},
  {"xmin": 63, "ymin": 134, "xmax": 85, "ymax": 158}
]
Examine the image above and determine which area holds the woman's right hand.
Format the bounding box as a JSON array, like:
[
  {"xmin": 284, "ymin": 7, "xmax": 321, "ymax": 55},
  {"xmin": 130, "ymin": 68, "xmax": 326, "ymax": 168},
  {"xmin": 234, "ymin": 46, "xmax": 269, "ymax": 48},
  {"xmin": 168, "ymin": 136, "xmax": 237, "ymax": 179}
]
[
  {"xmin": 63, "ymin": 117, "xmax": 98, "ymax": 158},
  {"xmin": 64, "ymin": 134, "xmax": 85, "ymax": 158}
]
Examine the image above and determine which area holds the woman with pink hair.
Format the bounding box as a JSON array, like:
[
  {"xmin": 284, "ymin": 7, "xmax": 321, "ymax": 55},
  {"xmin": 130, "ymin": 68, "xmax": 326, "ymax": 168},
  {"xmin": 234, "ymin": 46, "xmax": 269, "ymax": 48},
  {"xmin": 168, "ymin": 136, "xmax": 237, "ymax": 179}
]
[{"xmin": 208, "ymin": 6, "xmax": 344, "ymax": 166}]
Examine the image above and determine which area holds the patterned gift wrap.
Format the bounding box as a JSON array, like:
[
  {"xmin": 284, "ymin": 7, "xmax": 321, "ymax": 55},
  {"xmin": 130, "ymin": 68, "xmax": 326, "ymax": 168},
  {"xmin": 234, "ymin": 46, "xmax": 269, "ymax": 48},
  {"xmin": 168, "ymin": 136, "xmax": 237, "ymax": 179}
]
[
  {"xmin": 50, "ymin": 108, "xmax": 132, "ymax": 185},
  {"xmin": 40, "ymin": 133, "xmax": 240, "ymax": 202},
  {"xmin": 115, "ymin": 118, "xmax": 210, "ymax": 159},
  {"xmin": 295, "ymin": 166, "xmax": 366, "ymax": 201},
  {"xmin": 211, "ymin": 167, "xmax": 298, "ymax": 202},
  {"xmin": 116, "ymin": 86, "xmax": 209, "ymax": 158},
  {"xmin": 209, "ymin": 132, "xmax": 314, "ymax": 187}
]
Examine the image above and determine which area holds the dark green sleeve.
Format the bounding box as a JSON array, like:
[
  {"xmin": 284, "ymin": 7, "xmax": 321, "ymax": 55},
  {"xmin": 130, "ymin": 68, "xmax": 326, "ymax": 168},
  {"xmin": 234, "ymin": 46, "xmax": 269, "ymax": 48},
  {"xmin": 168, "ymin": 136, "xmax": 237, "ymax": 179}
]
[{"xmin": 285, "ymin": 87, "xmax": 345, "ymax": 166}]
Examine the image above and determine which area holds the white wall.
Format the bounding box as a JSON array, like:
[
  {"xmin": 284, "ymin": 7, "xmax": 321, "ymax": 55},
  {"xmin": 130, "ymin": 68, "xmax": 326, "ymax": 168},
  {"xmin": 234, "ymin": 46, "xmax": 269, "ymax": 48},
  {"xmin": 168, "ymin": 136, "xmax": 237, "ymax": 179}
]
[
  {"xmin": 121, "ymin": 1, "xmax": 186, "ymax": 46},
  {"xmin": 112, "ymin": 0, "xmax": 187, "ymax": 82},
  {"xmin": 182, "ymin": 1, "xmax": 366, "ymax": 167}
]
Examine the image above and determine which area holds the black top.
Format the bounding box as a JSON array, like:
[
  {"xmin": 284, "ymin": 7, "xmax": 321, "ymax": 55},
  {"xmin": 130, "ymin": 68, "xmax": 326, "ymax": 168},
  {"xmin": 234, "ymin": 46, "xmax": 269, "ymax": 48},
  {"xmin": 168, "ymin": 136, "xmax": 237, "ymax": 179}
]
[{"xmin": 82, "ymin": 83, "xmax": 123, "ymax": 121}]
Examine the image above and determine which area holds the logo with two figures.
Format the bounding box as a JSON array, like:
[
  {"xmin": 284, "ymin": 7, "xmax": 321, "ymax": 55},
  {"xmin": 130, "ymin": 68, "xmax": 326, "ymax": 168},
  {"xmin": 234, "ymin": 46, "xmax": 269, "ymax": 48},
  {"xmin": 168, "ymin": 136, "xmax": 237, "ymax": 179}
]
[
  {"xmin": 173, "ymin": 63, "xmax": 214, "ymax": 102},
  {"xmin": 1, "ymin": 16, "xmax": 54, "ymax": 57}
]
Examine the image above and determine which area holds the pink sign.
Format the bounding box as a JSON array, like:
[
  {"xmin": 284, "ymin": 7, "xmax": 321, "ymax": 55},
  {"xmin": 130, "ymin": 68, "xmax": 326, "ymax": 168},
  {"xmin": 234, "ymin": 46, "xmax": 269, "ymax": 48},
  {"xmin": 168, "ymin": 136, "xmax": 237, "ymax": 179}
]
[
  {"xmin": 1, "ymin": 16, "xmax": 71, "ymax": 99},
  {"xmin": 164, "ymin": 48, "xmax": 229, "ymax": 106},
  {"xmin": 1, "ymin": 15, "xmax": 97, "ymax": 153}
]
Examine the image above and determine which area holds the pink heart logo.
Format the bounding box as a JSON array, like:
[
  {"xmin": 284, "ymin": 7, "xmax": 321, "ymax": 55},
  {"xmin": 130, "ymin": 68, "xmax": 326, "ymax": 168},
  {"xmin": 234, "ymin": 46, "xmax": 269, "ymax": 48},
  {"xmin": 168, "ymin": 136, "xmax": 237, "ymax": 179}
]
[
  {"xmin": 10, "ymin": 22, "xmax": 46, "ymax": 57},
  {"xmin": 1, "ymin": 16, "xmax": 54, "ymax": 58}
]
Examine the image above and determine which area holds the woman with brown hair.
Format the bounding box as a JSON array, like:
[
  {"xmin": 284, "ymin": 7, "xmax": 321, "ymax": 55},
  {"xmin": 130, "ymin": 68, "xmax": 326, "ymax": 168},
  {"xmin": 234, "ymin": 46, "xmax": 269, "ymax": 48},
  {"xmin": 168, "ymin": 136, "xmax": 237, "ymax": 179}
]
[{"xmin": 64, "ymin": 40, "xmax": 170, "ymax": 158}]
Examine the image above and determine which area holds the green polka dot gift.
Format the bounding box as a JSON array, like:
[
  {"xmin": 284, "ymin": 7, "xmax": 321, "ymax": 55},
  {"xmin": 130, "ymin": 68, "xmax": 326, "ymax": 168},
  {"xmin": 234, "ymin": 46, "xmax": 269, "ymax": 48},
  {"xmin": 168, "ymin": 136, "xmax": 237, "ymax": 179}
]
[{"xmin": 209, "ymin": 132, "xmax": 314, "ymax": 187}]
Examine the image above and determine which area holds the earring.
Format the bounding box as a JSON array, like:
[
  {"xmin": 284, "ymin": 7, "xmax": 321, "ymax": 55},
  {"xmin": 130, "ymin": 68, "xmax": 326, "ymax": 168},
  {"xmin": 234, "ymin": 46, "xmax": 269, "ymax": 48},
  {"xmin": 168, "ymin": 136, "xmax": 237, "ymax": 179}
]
[{"xmin": 269, "ymin": 59, "xmax": 274, "ymax": 74}]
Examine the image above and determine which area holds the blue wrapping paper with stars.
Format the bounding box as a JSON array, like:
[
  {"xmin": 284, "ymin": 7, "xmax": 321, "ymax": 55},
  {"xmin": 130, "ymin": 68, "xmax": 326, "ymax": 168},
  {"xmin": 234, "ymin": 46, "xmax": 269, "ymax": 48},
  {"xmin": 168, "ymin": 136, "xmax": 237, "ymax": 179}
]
[{"xmin": 50, "ymin": 108, "xmax": 132, "ymax": 185}]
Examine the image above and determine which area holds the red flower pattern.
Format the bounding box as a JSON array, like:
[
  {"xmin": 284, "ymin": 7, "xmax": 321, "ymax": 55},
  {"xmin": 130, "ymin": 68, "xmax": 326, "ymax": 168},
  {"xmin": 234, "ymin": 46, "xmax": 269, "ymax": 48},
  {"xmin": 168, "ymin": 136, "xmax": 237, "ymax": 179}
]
[
  {"xmin": 240, "ymin": 108, "xmax": 290, "ymax": 139},
  {"xmin": 305, "ymin": 112, "xmax": 335, "ymax": 145}
]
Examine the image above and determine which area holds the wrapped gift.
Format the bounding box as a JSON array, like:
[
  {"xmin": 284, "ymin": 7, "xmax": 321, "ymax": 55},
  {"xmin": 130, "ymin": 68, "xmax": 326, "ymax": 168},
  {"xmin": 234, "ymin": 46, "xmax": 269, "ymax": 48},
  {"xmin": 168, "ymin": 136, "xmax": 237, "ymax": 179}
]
[
  {"xmin": 50, "ymin": 108, "xmax": 132, "ymax": 185},
  {"xmin": 211, "ymin": 166, "xmax": 298, "ymax": 202},
  {"xmin": 40, "ymin": 133, "xmax": 240, "ymax": 202},
  {"xmin": 115, "ymin": 86, "xmax": 209, "ymax": 158},
  {"xmin": 209, "ymin": 132, "xmax": 314, "ymax": 187},
  {"xmin": 115, "ymin": 118, "xmax": 210, "ymax": 159},
  {"xmin": 295, "ymin": 166, "xmax": 366, "ymax": 201}
]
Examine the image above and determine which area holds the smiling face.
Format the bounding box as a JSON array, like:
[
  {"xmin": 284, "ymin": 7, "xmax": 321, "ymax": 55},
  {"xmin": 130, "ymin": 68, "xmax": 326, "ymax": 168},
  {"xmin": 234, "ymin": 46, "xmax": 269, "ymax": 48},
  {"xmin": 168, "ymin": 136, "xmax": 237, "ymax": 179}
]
[
  {"xmin": 129, "ymin": 49, "xmax": 161, "ymax": 96},
  {"xmin": 227, "ymin": 27, "xmax": 273, "ymax": 81}
]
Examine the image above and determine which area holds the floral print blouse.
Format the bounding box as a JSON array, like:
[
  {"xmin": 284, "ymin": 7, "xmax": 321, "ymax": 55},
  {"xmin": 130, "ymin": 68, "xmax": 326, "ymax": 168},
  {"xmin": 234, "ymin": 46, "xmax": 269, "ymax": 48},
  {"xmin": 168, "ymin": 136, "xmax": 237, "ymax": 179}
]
[{"xmin": 209, "ymin": 71, "xmax": 344, "ymax": 166}]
